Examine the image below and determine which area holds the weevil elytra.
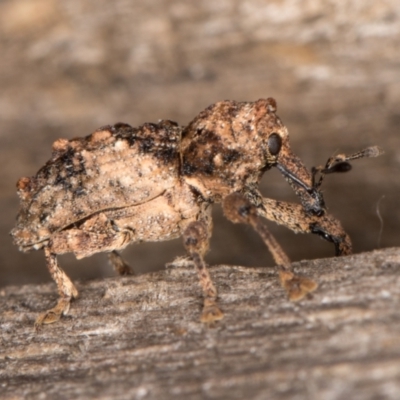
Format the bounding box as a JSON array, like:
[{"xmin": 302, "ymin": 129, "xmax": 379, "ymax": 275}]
[{"xmin": 11, "ymin": 98, "xmax": 382, "ymax": 328}]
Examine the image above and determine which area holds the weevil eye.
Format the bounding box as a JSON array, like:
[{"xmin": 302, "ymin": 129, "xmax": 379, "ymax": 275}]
[{"xmin": 267, "ymin": 133, "xmax": 282, "ymax": 155}]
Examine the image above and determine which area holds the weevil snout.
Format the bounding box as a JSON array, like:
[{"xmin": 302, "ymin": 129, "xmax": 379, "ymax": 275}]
[
  {"xmin": 304, "ymin": 187, "xmax": 325, "ymax": 217},
  {"xmin": 276, "ymin": 145, "xmax": 384, "ymax": 217},
  {"xmin": 275, "ymin": 150, "xmax": 326, "ymax": 217}
]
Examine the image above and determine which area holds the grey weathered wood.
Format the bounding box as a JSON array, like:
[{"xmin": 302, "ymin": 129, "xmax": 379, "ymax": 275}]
[{"xmin": 1, "ymin": 248, "xmax": 400, "ymax": 399}]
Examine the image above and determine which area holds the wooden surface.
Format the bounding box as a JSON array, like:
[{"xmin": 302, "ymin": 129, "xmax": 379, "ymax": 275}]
[{"xmin": 1, "ymin": 247, "xmax": 400, "ymax": 399}]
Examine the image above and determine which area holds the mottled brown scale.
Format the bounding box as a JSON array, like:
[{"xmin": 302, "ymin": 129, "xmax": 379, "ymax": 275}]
[{"xmin": 10, "ymin": 98, "xmax": 381, "ymax": 329}]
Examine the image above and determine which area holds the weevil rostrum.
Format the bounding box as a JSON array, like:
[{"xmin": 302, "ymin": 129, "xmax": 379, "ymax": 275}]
[{"xmin": 11, "ymin": 98, "xmax": 382, "ymax": 328}]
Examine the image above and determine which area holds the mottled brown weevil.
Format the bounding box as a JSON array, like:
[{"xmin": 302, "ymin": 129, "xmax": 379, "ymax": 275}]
[{"xmin": 11, "ymin": 98, "xmax": 382, "ymax": 328}]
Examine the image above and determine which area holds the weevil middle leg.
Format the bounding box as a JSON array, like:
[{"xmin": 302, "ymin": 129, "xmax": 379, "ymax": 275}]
[
  {"xmin": 223, "ymin": 193, "xmax": 318, "ymax": 301},
  {"xmin": 182, "ymin": 220, "xmax": 224, "ymax": 324}
]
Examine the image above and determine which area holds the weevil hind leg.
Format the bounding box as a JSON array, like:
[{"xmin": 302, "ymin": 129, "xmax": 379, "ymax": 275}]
[
  {"xmin": 182, "ymin": 221, "xmax": 224, "ymax": 324},
  {"xmin": 108, "ymin": 250, "xmax": 134, "ymax": 276},
  {"xmin": 223, "ymin": 192, "xmax": 317, "ymax": 301},
  {"xmin": 35, "ymin": 246, "xmax": 78, "ymax": 330}
]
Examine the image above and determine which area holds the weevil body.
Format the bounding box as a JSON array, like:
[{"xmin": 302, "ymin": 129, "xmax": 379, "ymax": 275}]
[{"xmin": 11, "ymin": 98, "xmax": 381, "ymax": 328}]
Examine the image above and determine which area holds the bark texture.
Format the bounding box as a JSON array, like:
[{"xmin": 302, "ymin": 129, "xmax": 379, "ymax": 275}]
[{"xmin": 1, "ymin": 248, "xmax": 400, "ymax": 400}]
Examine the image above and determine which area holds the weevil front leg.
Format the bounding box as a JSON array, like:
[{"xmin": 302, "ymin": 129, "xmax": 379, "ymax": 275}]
[
  {"xmin": 259, "ymin": 197, "xmax": 352, "ymax": 256},
  {"xmin": 183, "ymin": 221, "xmax": 224, "ymax": 324},
  {"xmin": 223, "ymin": 193, "xmax": 318, "ymax": 301},
  {"xmin": 35, "ymin": 246, "xmax": 78, "ymax": 330}
]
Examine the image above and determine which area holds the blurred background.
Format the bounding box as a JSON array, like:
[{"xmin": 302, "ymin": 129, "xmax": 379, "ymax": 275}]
[{"xmin": 1, "ymin": 0, "xmax": 399, "ymax": 286}]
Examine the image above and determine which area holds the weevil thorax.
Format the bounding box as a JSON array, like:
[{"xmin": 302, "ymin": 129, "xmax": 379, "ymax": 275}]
[{"xmin": 181, "ymin": 99, "xmax": 288, "ymax": 199}]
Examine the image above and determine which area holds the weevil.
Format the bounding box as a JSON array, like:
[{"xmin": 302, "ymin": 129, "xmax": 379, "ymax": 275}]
[{"xmin": 11, "ymin": 98, "xmax": 382, "ymax": 328}]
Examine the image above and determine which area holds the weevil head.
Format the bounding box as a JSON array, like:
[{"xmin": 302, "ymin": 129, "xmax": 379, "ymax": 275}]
[
  {"xmin": 181, "ymin": 98, "xmax": 326, "ymax": 214},
  {"xmin": 254, "ymin": 98, "xmax": 326, "ymax": 216}
]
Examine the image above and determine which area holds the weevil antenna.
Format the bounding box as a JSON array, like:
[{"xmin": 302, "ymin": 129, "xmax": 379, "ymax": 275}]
[{"xmin": 312, "ymin": 146, "xmax": 383, "ymax": 190}]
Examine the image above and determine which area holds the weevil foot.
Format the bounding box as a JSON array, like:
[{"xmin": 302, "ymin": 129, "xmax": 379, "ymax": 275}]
[
  {"xmin": 108, "ymin": 251, "xmax": 134, "ymax": 276},
  {"xmin": 279, "ymin": 269, "xmax": 318, "ymax": 301},
  {"xmin": 201, "ymin": 299, "xmax": 224, "ymax": 324},
  {"xmin": 34, "ymin": 297, "xmax": 72, "ymax": 330}
]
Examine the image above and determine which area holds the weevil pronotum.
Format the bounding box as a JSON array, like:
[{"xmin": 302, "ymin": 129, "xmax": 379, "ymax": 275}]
[{"xmin": 11, "ymin": 98, "xmax": 382, "ymax": 328}]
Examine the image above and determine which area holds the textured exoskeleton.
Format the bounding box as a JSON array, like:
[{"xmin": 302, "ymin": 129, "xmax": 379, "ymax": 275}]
[{"xmin": 11, "ymin": 98, "xmax": 381, "ymax": 328}]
